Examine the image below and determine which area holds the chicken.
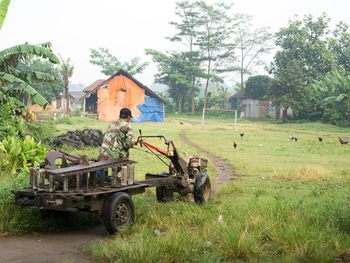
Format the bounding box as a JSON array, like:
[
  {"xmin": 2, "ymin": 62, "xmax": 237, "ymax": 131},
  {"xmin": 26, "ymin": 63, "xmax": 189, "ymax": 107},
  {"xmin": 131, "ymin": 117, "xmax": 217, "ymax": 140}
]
[
  {"xmin": 288, "ymin": 134, "xmax": 298, "ymax": 142},
  {"xmin": 338, "ymin": 136, "xmax": 349, "ymax": 145}
]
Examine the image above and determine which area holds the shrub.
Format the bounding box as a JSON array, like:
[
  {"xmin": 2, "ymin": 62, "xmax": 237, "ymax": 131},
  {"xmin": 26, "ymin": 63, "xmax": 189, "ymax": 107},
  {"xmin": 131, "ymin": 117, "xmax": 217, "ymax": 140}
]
[
  {"xmin": 0, "ymin": 136, "xmax": 47, "ymax": 174},
  {"xmin": 57, "ymin": 115, "xmax": 73, "ymax": 124},
  {"xmin": 24, "ymin": 121, "xmax": 57, "ymax": 142}
]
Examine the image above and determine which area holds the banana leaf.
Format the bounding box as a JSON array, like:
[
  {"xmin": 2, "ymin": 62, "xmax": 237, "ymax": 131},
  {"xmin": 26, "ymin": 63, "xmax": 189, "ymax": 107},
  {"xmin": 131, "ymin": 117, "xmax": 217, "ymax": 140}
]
[
  {"xmin": 0, "ymin": 0, "xmax": 11, "ymax": 30},
  {"xmin": 0, "ymin": 72, "xmax": 48, "ymax": 107}
]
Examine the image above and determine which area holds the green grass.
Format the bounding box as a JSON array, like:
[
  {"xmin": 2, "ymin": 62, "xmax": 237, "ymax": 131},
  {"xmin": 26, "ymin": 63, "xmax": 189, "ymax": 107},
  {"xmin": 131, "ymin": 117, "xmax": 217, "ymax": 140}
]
[{"xmin": 2, "ymin": 116, "xmax": 350, "ymax": 262}]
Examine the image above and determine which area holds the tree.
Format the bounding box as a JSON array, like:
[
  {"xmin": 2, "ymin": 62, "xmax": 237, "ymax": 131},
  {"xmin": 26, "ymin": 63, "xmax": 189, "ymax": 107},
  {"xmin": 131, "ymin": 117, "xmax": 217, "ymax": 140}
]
[
  {"xmin": 195, "ymin": 1, "xmax": 235, "ymax": 129},
  {"xmin": 59, "ymin": 57, "xmax": 74, "ymax": 114},
  {"xmin": 312, "ymin": 70, "xmax": 350, "ymax": 123},
  {"xmin": 0, "ymin": 43, "xmax": 59, "ymax": 108},
  {"xmin": 269, "ymin": 14, "xmax": 334, "ymax": 118},
  {"xmin": 19, "ymin": 59, "xmax": 64, "ymax": 101},
  {"xmin": 329, "ymin": 21, "xmax": 350, "ymax": 72},
  {"xmin": 270, "ymin": 14, "xmax": 333, "ymax": 85},
  {"xmin": 169, "ymin": 0, "xmax": 202, "ymax": 114},
  {"xmin": 89, "ymin": 47, "xmax": 148, "ymax": 76},
  {"xmin": 146, "ymin": 49, "xmax": 202, "ymax": 113},
  {"xmin": 231, "ymin": 14, "xmax": 274, "ymax": 92},
  {"xmin": 0, "ymin": 0, "xmax": 11, "ymax": 30},
  {"xmin": 245, "ymin": 75, "xmax": 271, "ymax": 99},
  {"xmin": 268, "ymin": 59, "xmax": 311, "ymax": 118}
]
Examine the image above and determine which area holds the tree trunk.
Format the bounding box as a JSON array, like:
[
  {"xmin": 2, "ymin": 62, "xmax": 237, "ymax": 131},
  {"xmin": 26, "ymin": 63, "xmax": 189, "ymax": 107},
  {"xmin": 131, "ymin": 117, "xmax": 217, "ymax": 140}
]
[
  {"xmin": 191, "ymin": 77, "xmax": 195, "ymax": 115},
  {"xmin": 64, "ymin": 78, "xmax": 69, "ymax": 115},
  {"xmin": 201, "ymin": 72, "xmax": 210, "ymax": 129}
]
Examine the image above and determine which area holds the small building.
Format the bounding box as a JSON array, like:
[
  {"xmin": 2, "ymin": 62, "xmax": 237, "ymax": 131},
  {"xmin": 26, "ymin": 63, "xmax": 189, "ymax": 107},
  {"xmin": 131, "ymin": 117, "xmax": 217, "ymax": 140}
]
[
  {"xmin": 228, "ymin": 90, "xmax": 292, "ymax": 120},
  {"xmin": 51, "ymin": 91, "xmax": 84, "ymax": 111},
  {"xmin": 81, "ymin": 69, "xmax": 166, "ymax": 122}
]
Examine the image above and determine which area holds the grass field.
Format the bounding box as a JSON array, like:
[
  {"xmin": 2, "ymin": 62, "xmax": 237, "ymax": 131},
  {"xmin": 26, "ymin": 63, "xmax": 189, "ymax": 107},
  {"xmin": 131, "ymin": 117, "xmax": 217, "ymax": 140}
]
[{"xmin": 3, "ymin": 116, "xmax": 350, "ymax": 262}]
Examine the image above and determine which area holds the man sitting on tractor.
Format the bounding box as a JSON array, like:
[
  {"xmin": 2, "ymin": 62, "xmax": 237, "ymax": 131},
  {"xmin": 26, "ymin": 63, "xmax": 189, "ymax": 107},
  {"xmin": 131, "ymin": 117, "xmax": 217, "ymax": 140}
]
[{"xmin": 99, "ymin": 107, "xmax": 137, "ymax": 160}]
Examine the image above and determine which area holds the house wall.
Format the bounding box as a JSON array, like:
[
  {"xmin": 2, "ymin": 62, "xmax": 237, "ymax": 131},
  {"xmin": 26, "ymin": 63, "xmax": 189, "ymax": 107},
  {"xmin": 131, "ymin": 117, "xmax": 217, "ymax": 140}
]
[
  {"xmin": 241, "ymin": 99, "xmax": 270, "ymax": 119},
  {"xmin": 97, "ymin": 75, "xmax": 145, "ymax": 121}
]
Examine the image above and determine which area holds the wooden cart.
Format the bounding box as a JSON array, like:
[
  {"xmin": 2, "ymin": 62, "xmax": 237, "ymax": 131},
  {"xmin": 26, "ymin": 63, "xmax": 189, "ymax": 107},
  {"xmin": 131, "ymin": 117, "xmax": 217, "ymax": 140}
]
[{"xmin": 13, "ymin": 135, "xmax": 211, "ymax": 234}]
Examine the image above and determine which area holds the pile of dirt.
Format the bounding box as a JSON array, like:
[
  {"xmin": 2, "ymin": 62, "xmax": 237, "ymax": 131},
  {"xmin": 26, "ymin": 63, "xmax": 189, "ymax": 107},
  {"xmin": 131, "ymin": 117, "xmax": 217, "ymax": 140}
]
[{"xmin": 52, "ymin": 129, "xmax": 104, "ymax": 148}]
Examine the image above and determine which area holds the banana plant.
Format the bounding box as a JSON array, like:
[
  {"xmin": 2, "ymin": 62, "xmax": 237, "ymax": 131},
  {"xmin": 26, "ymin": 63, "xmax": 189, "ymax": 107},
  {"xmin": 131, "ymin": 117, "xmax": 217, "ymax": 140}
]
[
  {"xmin": 0, "ymin": 42, "xmax": 60, "ymax": 108},
  {"xmin": 0, "ymin": 0, "xmax": 11, "ymax": 30}
]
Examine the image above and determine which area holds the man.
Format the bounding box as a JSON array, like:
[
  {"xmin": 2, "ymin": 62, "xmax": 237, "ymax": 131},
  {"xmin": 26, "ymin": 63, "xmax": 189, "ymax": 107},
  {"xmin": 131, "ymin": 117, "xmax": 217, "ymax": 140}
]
[{"xmin": 99, "ymin": 107, "xmax": 136, "ymax": 160}]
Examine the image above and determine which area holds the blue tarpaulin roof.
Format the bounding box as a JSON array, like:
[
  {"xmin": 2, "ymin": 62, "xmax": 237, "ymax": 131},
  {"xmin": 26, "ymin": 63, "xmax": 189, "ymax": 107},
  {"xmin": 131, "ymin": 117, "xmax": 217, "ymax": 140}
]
[{"xmin": 132, "ymin": 97, "xmax": 164, "ymax": 122}]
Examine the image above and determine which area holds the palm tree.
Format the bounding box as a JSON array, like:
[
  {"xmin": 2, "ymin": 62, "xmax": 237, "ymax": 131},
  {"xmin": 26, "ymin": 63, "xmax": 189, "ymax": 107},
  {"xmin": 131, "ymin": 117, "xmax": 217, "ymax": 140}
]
[
  {"xmin": 0, "ymin": 42, "xmax": 59, "ymax": 108},
  {"xmin": 59, "ymin": 57, "xmax": 74, "ymax": 114}
]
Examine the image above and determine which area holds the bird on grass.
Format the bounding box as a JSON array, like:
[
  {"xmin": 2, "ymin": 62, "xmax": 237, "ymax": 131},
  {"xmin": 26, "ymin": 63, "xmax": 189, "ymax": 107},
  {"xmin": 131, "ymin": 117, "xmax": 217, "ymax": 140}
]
[
  {"xmin": 179, "ymin": 121, "xmax": 184, "ymax": 125},
  {"xmin": 338, "ymin": 136, "xmax": 349, "ymax": 145},
  {"xmin": 288, "ymin": 134, "xmax": 298, "ymax": 142},
  {"xmin": 318, "ymin": 137, "xmax": 323, "ymax": 142},
  {"xmin": 233, "ymin": 142, "xmax": 237, "ymax": 148},
  {"xmin": 240, "ymin": 133, "xmax": 244, "ymax": 138}
]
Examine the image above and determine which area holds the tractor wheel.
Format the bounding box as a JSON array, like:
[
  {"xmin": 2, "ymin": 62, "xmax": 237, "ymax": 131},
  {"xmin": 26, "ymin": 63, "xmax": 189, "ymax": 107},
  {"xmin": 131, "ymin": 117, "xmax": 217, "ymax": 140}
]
[
  {"xmin": 194, "ymin": 173, "xmax": 211, "ymax": 203},
  {"xmin": 103, "ymin": 192, "xmax": 134, "ymax": 234},
  {"xmin": 156, "ymin": 172, "xmax": 174, "ymax": 202}
]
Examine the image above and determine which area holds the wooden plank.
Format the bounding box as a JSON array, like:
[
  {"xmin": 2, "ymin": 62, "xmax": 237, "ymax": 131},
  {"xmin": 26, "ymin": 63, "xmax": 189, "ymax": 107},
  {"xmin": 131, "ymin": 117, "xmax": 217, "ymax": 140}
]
[{"xmin": 46, "ymin": 159, "xmax": 136, "ymax": 176}]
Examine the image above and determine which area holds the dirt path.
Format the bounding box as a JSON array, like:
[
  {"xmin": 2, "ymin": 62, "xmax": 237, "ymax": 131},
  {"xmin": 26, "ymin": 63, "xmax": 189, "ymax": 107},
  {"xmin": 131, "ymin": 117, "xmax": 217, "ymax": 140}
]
[
  {"xmin": 0, "ymin": 226, "xmax": 105, "ymax": 263},
  {"xmin": 179, "ymin": 125, "xmax": 238, "ymax": 193},
  {"xmin": 0, "ymin": 121, "xmax": 236, "ymax": 263}
]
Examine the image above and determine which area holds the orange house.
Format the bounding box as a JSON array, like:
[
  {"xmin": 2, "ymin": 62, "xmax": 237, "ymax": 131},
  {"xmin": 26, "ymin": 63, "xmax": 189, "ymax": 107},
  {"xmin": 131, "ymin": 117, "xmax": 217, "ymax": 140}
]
[{"xmin": 81, "ymin": 69, "xmax": 166, "ymax": 122}]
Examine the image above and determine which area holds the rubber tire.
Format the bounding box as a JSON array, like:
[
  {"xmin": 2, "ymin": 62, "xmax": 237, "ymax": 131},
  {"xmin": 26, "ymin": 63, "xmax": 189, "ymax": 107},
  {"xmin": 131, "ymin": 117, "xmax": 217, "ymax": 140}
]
[
  {"xmin": 194, "ymin": 173, "xmax": 211, "ymax": 203},
  {"xmin": 103, "ymin": 192, "xmax": 135, "ymax": 234},
  {"xmin": 156, "ymin": 172, "xmax": 174, "ymax": 202}
]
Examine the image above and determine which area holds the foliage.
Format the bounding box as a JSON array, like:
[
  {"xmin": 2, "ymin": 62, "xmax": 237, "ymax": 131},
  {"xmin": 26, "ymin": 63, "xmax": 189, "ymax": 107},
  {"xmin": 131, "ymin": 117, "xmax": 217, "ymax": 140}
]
[
  {"xmin": 230, "ymin": 13, "xmax": 274, "ymax": 92},
  {"xmin": 0, "ymin": 43, "xmax": 59, "ymax": 108},
  {"xmin": 59, "ymin": 56, "xmax": 74, "ymax": 114},
  {"xmin": 0, "ymin": 136, "xmax": 47, "ymax": 174},
  {"xmin": 0, "ymin": 0, "xmax": 11, "ymax": 30},
  {"xmin": 169, "ymin": 1, "xmax": 203, "ymax": 114},
  {"xmin": 89, "ymin": 47, "xmax": 149, "ymax": 76},
  {"xmin": 19, "ymin": 59, "xmax": 64, "ymax": 101},
  {"xmin": 146, "ymin": 49, "xmax": 204, "ymax": 113},
  {"xmin": 245, "ymin": 75, "xmax": 271, "ymax": 99},
  {"xmin": 313, "ymin": 70, "xmax": 350, "ymax": 123},
  {"xmin": 0, "ymin": 103, "xmax": 26, "ymax": 140},
  {"xmin": 24, "ymin": 121, "xmax": 57, "ymax": 142},
  {"xmin": 268, "ymin": 60, "xmax": 312, "ymax": 117}
]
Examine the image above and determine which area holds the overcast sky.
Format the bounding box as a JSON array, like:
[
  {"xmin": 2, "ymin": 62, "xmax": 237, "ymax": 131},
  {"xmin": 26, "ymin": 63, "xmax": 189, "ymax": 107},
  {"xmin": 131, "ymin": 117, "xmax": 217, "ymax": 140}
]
[{"xmin": 1, "ymin": 0, "xmax": 350, "ymax": 89}]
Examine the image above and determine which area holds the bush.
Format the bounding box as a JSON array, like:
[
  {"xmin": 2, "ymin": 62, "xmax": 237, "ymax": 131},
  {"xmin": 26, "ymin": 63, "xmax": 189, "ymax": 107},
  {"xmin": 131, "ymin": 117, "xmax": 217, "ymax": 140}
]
[
  {"xmin": 0, "ymin": 136, "xmax": 47, "ymax": 174},
  {"xmin": 0, "ymin": 103, "xmax": 26, "ymax": 141},
  {"xmin": 57, "ymin": 115, "xmax": 73, "ymax": 124},
  {"xmin": 24, "ymin": 121, "xmax": 57, "ymax": 142}
]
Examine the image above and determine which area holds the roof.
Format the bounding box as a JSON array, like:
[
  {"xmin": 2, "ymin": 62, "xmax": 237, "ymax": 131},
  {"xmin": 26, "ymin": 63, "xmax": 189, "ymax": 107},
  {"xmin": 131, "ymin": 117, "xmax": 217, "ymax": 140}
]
[
  {"xmin": 69, "ymin": 91, "xmax": 85, "ymax": 100},
  {"xmin": 83, "ymin": 79, "xmax": 105, "ymax": 92},
  {"xmin": 228, "ymin": 89, "xmax": 245, "ymax": 101},
  {"xmin": 81, "ymin": 69, "xmax": 166, "ymax": 104}
]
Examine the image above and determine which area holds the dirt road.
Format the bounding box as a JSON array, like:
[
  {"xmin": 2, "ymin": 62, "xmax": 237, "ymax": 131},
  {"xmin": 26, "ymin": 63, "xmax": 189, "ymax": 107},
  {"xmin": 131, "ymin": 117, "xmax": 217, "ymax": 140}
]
[{"xmin": 0, "ymin": 226, "xmax": 105, "ymax": 263}]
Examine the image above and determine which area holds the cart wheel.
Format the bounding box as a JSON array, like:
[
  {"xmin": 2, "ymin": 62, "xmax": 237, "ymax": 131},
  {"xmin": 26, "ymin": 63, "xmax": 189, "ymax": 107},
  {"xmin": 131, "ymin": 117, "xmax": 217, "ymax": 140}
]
[
  {"xmin": 156, "ymin": 172, "xmax": 174, "ymax": 202},
  {"xmin": 103, "ymin": 192, "xmax": 134, "ymax": 234},
  {"xmin": 194, "ymin": 173, "xmax": 211, "ymax": 203}
]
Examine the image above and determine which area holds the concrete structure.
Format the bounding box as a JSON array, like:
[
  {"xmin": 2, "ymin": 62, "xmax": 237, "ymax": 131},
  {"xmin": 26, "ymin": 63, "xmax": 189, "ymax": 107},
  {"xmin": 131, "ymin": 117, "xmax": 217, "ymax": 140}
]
[{"xmin": 228, "ymin": 90, "xmax": 293, "ymax": 120}]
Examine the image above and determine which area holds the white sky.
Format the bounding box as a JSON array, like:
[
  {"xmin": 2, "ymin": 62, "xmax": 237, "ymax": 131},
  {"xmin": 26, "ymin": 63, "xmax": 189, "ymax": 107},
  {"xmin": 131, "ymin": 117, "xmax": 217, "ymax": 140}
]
[{"xmin": 1, "ymin": 0, "xmax": 350, "ymax": 88}]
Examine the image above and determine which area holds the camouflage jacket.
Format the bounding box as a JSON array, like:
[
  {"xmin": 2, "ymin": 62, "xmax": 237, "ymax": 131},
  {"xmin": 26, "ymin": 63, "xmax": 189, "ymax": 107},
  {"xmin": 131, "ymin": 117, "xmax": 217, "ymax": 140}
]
[{"xmin": 99, "ymin": 119, "xmax": 134, "ymax": 159}]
